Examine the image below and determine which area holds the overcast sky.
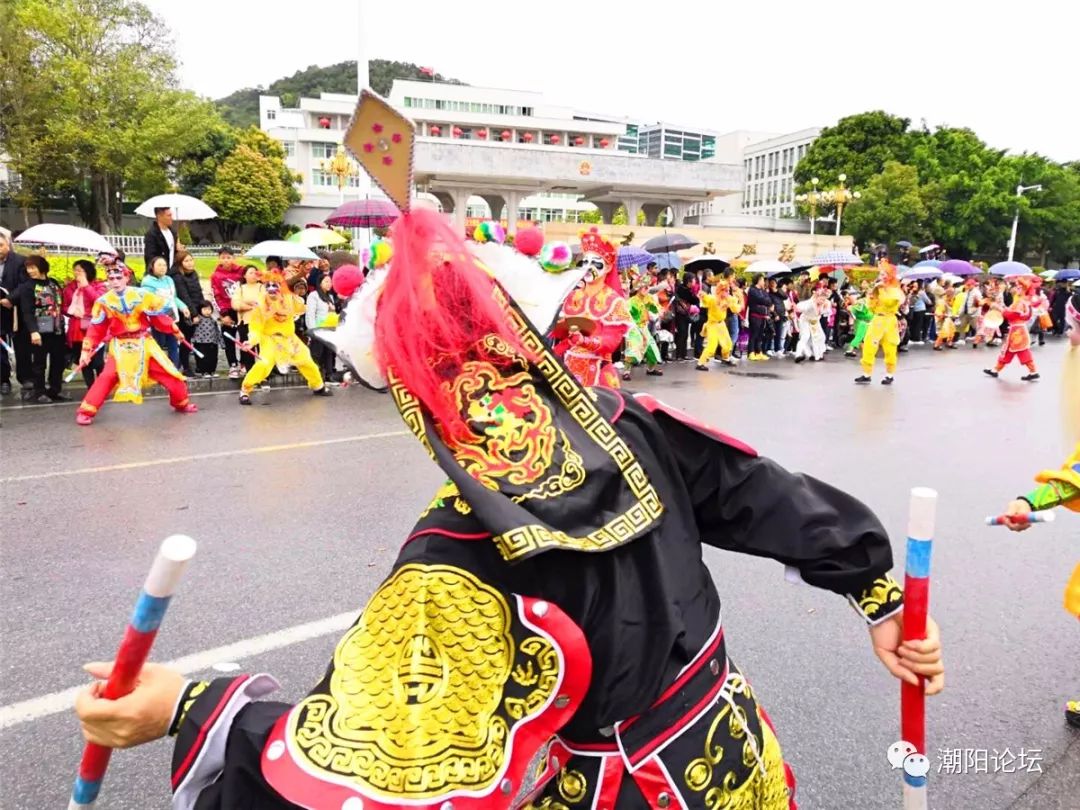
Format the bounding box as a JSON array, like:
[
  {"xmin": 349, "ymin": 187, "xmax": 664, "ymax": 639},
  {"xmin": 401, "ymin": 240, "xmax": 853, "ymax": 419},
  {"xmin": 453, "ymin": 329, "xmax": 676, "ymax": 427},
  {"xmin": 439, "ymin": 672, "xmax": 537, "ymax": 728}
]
[{"xmin": 146, "ymin": 0, "xmax": 1078, "ymax": 163}]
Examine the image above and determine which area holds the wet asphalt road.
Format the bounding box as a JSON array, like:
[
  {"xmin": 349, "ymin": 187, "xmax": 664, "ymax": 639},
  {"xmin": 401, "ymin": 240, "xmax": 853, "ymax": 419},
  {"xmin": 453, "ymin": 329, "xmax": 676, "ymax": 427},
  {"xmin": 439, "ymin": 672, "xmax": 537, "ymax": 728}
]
[{"xmin": 1, "ymin": 339, "xmax": 1077, "ymax": 810}]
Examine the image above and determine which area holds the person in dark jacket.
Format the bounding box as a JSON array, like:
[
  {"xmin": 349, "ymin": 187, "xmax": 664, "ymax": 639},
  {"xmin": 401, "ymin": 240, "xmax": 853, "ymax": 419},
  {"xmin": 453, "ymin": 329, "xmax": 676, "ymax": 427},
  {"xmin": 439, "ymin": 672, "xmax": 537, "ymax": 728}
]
[
  {"xmin": 170, "ymin": 251, "xmax": 206, "ymax": 376},
  {"xmin": 0, "ymin": 228, "xmax": 30, "ymax": 394},
  {"xmin": 747, "ymin": 273, "xmax": 773, "ymax": 360},
  {"xmin": 673, "ymin": 271, "xmax": 699, "ymax": 360},
  {"xmin": 18, "ymin": 255, "xmax": 68, "ymax": 403},
  {"xmin": 144, "ymin": 207, "xmax": 178, "ymax": 271}
]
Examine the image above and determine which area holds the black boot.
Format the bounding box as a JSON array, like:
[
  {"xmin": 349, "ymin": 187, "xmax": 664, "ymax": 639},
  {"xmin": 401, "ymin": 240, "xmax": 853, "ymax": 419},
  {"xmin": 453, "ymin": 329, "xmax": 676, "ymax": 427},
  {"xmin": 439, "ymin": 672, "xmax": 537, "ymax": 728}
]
[{"xmin": 312, "ymin": 386, "xmax": 334, "ymax": 397}]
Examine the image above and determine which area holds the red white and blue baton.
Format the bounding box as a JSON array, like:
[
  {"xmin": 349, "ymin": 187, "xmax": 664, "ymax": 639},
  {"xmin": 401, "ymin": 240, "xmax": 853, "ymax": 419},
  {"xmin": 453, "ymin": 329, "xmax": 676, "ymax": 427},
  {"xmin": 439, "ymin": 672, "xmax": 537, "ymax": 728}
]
[
  {"xmin": 69, "ymin": 535, "xmax": 197, "ymax": 809},
  {"xmin": 0, "ymin": 336, "xmax": 14, "ymax": 360},
  {"xmin": 902, "ymin": 487, "xmax": 936, "ymax": 810},
  {"xmin": 222, "ymin": 330, "xmax": 263, "ymax": 363},
  {"xmin": 64, "ymin": 343, "xmax": 107, "ymax": 383},
  {"xmin": 985, "ymin": 511, "xmax": 1055, "ymax": 526}
]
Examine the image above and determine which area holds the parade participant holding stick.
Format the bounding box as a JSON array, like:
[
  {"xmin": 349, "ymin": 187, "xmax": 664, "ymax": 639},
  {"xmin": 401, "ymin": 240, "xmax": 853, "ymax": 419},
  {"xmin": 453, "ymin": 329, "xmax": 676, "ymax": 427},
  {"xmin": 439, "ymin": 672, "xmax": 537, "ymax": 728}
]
[
  {"xmin": 997, "ymin": 290, "xmax": 1080, "ymax": 727},
  {"xmin": 793, "ymin": 283, "xmax": 830, "ymax": 363},
  {"xmin": 856, "ymin": 260, "xmax": 905, "ymax": 385},
  {"xmin": 984, "ymin": 274, "xmax": 1040, "ymax": 381},
  {"xmin": 236, "ymin": 268, "xmax": 332, "ymax": 406},
  {"xmin": 74, "ymin": 90, "xmax": 944, "ymax": 810},
  {"xmin": 74, "ymin": 257, "xmax": 197, "ymax": 426}
]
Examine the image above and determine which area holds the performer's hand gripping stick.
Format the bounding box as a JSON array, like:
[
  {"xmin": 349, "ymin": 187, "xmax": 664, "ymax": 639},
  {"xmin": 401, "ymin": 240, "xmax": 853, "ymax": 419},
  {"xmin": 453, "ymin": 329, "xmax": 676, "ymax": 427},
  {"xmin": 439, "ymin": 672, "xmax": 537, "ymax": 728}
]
[
  {"xmin": 985, "ymin": 511, "xmax": 1055, "ymax": 526},
  {"xmin": 64, "ymin": 343, "xmax": 106, "ymax": 383},
  {"xmin": 902, "ymin": 488, "xmax": 936, "ymax": 810},
  {"xmin": 222, "ymin": 330, "xmax": 263, "ymax": 363},
  {"xmin": 69, "ymin": 535, "xmax": 197, "ymax": 809}
]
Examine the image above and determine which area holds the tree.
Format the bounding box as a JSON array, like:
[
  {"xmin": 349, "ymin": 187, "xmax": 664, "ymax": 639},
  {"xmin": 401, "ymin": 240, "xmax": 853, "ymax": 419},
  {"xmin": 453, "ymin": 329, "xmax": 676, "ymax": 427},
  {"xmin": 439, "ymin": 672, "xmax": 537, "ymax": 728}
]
[
  {"xmin": 204, "ymin": 145, "xmax": 291, "ymax": 238},
  {"xmin": 1, "ymin": 0, "xmax": 221, "ymax": 231},
  {"xmin": 578, "ymin": 208, "xmax": 602, "ymax": 224},
  {"xmin": 175, "ymin": 122, "xmax": 238, "ymax": 200},
  {"xmin": 214, "ymin": 60, "xmax": 469, "ymax": 129},
  {"xmin": 233, "ymin": 128, "xmax": 301, "ymax": 207},
  {"xmin": 840, "ymin": 161, "xmax": 928, "ymax": 249},
  {"xmin": 611, "ymin": 205, "xmax": 629, "ymax": 225},
  {"xmin": 794, "ymin": 111, "xmax": 915, "ymax": 193}
]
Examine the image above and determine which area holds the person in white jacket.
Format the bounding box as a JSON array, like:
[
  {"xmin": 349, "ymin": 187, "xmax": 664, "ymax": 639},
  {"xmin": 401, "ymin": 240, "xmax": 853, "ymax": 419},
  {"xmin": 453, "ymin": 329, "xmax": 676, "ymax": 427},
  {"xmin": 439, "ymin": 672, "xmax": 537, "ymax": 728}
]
[{"xmin": 794, "ymin": 285, "xmax": 831, "ymax": 363}]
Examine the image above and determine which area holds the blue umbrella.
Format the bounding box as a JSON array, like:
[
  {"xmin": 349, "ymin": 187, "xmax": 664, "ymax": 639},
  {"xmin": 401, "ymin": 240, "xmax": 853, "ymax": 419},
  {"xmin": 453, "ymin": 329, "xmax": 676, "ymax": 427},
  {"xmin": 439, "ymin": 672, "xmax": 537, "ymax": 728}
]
[
  {"xmin": 810, "ymin": 250, "xmax": 863, "ymax": 266},
  {"xmin": 617, "ymin": 245, "xmax": 655, "ymax": 271},
  {"xmin": 654, "ymin": 252, "xmax": 683, "ymax": 270},
  {"xmin": 895, "ymin": 240, "xmax": 913, "ymax": 249},
  {"xmin": 1052, "ymin": 268, "xmax": 1080, "ymax": 282},
  {"xmin": 912, "ymin": 259, "xmax": 942, "ymax": 269},
  {"xmin": 987, "ymin": 260, "xmax": 1032, "ymax": 277}
]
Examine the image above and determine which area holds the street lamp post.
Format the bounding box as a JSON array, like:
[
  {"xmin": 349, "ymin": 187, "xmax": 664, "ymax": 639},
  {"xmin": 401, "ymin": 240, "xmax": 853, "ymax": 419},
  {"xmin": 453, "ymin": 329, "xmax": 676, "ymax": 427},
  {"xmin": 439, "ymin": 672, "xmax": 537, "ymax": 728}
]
[
  {"xmin": 321, "ymin": 145, "xmax": 359, "ymax": 204},
  {"xmin": 1007, "ymin": 182, "xmax": 1042, "ymax": 262},
  {"xmin": 795, "ymin": 177, "xmax": 822, "ymax": 235},
  {"xmin": 829, "ymin": 173, "xmax": 861, "ymax": 236}
]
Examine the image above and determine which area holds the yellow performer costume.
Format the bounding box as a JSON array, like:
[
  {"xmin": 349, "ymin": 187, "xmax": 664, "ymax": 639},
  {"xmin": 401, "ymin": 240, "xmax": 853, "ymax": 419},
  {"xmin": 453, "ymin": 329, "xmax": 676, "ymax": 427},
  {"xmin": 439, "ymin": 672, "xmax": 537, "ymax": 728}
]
[
  {"xmin": 239, "ymin": 271, "xmax": 328, "ymax": 400},
  {"xmin": 696, "ymin": 280, "xmax": 740, "ymax": 369},
  {"xmin": 858, "ymin": 261, "xmax": 905, "ymax": 384}
]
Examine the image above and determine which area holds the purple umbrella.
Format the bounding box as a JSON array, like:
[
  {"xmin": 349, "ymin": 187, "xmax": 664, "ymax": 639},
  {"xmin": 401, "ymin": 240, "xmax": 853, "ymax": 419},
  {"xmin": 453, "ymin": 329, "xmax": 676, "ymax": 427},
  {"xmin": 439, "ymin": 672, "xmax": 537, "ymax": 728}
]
[
  {"xmin": 617, "ymin": 245, "xmax": 655, "ymax": 270},
  {"xmin": 900, "ymin": 266, "xmax": 943, "ymax": 282},
  {"xmin": 325, "ymin": 198, "xmax": 400, "ymax": 228},
  {"xmin": 938, "ymin": 259, "xmax": 979, "ymax": 276},
  {"xmin": 988, "ymin": 260, "xmax": 1033, "ymax": 278}
]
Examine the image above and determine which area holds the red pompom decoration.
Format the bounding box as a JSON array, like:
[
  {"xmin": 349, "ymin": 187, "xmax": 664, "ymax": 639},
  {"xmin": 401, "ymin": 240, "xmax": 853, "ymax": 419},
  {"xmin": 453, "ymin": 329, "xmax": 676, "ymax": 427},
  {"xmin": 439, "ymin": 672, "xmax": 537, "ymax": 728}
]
[
  {"xmin": 332, "ymin": 264, "xmax": 364, "ymax": 298},
  {"xmin": 430, "ymin": 125, "xmax": 441, "ymax": 135},
  {"xmin": 522, "ymin": 132, "xmax": 534, "ymax": 142},
  {"xmin": 550, "ymin": 134, "xmax": 561, "ymax": 145},
  {"xmin": 574, "ymin": 136, "xmax": 585, "ymax": 146},
  {"xmin": 514, "ymin": 226, "xmax": 544, "ymax": 257},
  {"xmin": 501, "ymin": 130, "xmax": 511, "ymax": 140},
  {"xmin": 600, "ymin": 138, "xmax": 610, "ymax": 148}
]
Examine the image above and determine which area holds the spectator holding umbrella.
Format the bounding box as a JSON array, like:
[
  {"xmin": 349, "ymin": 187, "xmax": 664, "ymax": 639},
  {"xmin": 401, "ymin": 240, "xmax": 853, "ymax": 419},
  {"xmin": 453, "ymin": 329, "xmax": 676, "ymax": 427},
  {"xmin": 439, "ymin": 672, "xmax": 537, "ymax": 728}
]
[{"xmin": 143, "ymin": 207, "xmax": 178, "ymax": 271}]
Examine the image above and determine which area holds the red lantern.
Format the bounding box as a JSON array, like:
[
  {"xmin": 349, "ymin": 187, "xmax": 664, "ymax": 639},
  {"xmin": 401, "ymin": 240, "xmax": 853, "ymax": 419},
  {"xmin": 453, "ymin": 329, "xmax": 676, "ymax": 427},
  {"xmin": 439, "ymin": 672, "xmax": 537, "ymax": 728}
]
[
  {"xmin": 550, "ymin": 134, "xmax": 561, "ymax": 145},
  {"xmin": 574, "ymin": 136, "xmax": 585, "ymax": 146},
  {"xmin": 430, "ymin": 125, "xmax": 441, "ymax": 136},
  {"xmin": 452, "ymin": 126, "xmax": 463, "ymax": 137},
  {"xmin": 522, "ymin": 132, "xmax": 534, "ymax": 142},
  {"xmin": 501, "ymin": 130, "xmax": 511, "ymax": 141},
  {"xmin": 318, "ymin": 117, "xmax": 331, "ymax": 129},
  {"xmin": 599, "ymin": 138, "xmax": 610, "ymax": 148},
  {"xmin": 477, "ymin": 129, "xmax": 488, "ymax": 139}
]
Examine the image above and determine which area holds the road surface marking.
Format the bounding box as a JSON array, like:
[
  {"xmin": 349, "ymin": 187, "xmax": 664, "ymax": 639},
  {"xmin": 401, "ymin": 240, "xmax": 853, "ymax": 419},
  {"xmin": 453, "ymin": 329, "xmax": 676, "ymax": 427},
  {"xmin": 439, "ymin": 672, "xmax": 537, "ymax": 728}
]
[
  {"xmin": 0, "ymin": 611, "xmax": 357, "ymax": 730},
  {"xmin": 0, "ymin": 431, "xmax": 410, "ymax": 483}
]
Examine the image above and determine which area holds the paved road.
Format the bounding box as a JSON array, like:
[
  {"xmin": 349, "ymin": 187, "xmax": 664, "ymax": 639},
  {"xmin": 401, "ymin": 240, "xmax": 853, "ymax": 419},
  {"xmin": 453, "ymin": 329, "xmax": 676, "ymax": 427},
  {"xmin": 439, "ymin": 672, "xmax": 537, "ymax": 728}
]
[{"xmin": 1, "ymin": 341, "xmax": 1077, "ymax": 809}]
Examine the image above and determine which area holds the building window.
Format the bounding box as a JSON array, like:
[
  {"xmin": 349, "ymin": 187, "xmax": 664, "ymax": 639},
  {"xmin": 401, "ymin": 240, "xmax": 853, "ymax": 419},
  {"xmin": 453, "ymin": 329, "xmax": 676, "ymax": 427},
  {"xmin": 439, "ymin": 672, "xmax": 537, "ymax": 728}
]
[
  {"xmin": 311, "ymin": 142, "xmax": 338, "ymax": 160},
  {"xmin": 311, "ymin": 170, "xmax": 360, "ymax": 188},
  {"xmin": 266, "ymin": 109, "xmax": 276, "ymax": 121},
  {"xmin": 282, "ymin": 142, "xmax": 295, "ymax": 157}
]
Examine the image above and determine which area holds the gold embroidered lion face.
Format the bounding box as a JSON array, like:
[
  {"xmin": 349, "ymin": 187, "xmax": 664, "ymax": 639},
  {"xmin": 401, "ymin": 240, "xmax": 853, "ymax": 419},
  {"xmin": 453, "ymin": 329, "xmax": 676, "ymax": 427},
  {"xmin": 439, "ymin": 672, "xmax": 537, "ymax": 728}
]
[{"xmin": 445, "ymin": 360, "xmax": 557, "ymax": 490}]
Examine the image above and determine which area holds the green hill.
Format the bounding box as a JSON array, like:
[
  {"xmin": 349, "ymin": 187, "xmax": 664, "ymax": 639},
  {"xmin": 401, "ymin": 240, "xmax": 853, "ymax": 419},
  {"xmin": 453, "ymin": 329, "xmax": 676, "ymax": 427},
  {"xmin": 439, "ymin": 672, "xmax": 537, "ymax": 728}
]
[{"xmin": 215, "ymin": 60, "xmax": 466, "ymax": 128}]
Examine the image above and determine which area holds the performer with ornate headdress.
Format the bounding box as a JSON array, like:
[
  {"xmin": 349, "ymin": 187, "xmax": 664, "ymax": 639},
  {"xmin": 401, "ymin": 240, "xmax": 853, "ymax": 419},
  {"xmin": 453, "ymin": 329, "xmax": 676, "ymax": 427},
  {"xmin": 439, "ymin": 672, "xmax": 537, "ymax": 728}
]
[
  {"xmin": 694, "ymin": 274, "xmax": 739, "ymax": 371},
  {"xmin": 793, "ymin": 283, "xmax": 831, "ymax": 364},
  {"xmin": 237, "ymin": 268, "xmax": 332, "ymax": 405},
  {"xmin": 999, "ymin": 289, "xmax": 1080, "ymax": 727},
  {"xmin": 623, "ymin": 275, "xmax": 664, "ymax": 380},
  {"xmin": 983, "ymin": 274, "xmax": 1040, "ymax": 381},
  {"xmin": 74, "ymin": 90, "xmax": 944, "ymax": 810},
  {"xmin": 551, "ymin": 227, "xmax": 632, "ymax": 388},
  {"xmin": 856, "ymin": 260, "xmax": 905, "ymax": 385},
  {"xmin": 74, "ymin": 255, "xmax": 197, "ymax": 426}
]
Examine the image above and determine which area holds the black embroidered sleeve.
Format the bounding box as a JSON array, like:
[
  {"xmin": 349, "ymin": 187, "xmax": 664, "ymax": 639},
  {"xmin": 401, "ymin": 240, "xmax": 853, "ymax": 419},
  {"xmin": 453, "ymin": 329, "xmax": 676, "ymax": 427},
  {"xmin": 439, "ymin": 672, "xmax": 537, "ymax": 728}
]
[{"xmin": 847, "ymin": 574, "xmax": 904, "ymax": 625}]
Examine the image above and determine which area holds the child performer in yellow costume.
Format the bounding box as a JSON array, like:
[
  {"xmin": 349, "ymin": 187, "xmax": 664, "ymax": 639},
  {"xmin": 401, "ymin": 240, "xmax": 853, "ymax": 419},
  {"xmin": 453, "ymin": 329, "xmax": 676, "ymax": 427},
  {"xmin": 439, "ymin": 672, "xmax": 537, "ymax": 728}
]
[
  {"xmin": 1000, "ymin": 290, "xmax": 1080, "ymax": 727},
  {"xmin": 856, "ymin": 261, "xmax": 905, "ymax": 386},
  {"xmin": 238, "ymin": 269, "xmax": 333, "ymax": 406},
  {"xmin": 695, "ymin": 276, "xmax": 740, "ymax": 371}
]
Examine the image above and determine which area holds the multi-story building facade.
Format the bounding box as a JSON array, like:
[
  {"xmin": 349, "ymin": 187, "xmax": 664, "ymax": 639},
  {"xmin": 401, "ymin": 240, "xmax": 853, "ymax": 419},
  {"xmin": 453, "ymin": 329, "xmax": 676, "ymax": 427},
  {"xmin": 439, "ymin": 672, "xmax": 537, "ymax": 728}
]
[{"xmin": 740, "ymin": 127, "xmax": 821, "ymax": 218}]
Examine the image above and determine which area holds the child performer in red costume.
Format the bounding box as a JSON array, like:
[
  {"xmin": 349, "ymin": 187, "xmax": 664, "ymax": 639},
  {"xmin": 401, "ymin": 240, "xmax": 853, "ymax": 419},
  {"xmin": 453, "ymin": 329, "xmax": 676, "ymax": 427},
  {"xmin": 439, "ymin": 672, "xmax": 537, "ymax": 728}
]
[
  {"xmin": 984, "ymin": 274, "xmax": 1040, "ymax": 382},
  {"xmin": 551, "ymin": 228, "xmax": 632, "ymax": 388},
  {"xmin": 75, "ymin": 257, "xmax": 198, "ymax": 426}
]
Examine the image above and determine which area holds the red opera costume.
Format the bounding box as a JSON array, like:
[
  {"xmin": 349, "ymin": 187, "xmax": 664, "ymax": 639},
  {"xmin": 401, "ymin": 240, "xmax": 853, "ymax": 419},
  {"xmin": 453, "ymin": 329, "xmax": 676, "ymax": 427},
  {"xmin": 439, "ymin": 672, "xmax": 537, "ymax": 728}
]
[
  {"xmin": 986, "ymin": 276, "xmax": 1040, "ymax": 381},
  {"xmin": 551, "ymin": 228, "xmax": 631, "ymax": 388},
  {"xmin": 76, "ymin": 262, "xmax": 196, "ymax": 425}
]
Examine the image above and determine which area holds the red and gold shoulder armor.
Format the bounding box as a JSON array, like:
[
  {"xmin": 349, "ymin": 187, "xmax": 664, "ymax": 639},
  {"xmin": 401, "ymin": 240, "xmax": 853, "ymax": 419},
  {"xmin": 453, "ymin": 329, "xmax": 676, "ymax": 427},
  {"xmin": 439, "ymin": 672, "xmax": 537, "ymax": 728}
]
[{"xmin": 262, "ymin": 563, "xmax": 591, "ymax": 809}]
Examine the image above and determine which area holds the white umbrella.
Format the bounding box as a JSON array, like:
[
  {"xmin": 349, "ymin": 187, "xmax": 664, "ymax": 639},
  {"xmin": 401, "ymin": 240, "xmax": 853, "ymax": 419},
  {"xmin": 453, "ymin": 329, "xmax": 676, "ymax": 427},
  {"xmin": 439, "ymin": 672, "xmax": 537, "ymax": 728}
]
[
  {"xmin": 15, "ymin": 224, "xmax": 116, "ymax": 255},
  {"xmin": 246, "ymin": 240, "xmax": 318, "ymax": 260},
  {"xmin": 288, "ymin": 228, "xmax": 347, "ymax": 248},
  {"xmin": 1039, "ymin": 269, "xmax": 1057, "ymax": 280},
  {"xmin": 745, "ymin": 259, "xmax": 792, "ymax": 277},
  {"xmin": 134, "ymin": 194, "xmax": 217, "ymax": 220}
]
